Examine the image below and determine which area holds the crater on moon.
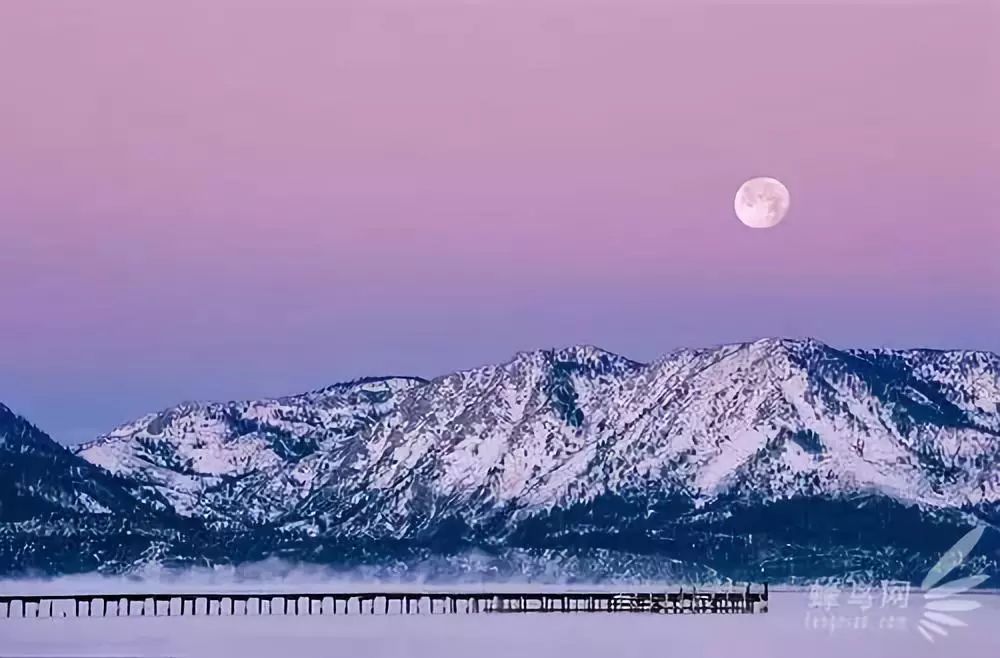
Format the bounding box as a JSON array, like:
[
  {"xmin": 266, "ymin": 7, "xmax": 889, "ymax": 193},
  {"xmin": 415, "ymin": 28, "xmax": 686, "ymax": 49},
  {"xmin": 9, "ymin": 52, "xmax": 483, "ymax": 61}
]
[{"xmin": 735, "ymin": 177, "xmax": 790, "ymax": 229}]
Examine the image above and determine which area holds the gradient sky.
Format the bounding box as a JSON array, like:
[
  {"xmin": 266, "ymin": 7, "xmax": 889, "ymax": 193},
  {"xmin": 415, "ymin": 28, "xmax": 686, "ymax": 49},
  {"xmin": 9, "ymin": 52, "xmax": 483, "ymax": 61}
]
[{"xmin": 1, "ymin": 1, "xmax": 998, "ymax": 443}]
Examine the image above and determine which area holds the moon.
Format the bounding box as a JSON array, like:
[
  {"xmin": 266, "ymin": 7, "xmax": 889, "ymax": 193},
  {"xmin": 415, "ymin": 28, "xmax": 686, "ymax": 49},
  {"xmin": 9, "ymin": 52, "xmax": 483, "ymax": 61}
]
[{"xmin": 734, "ymin": 177, "xmax": 790, "ymax": 229}]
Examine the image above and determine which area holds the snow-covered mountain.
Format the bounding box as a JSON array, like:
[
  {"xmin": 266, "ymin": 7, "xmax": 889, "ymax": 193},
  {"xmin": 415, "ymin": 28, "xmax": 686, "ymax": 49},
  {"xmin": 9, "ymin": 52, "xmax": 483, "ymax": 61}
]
[
  {"xmin": 75, "ymin": 339, "xmax": 1000, "ymax": 530},
  {"xmin": 75, "ymin": 377, "xmax": 424, "ymax": 525},
  {"xmin": 0, "ymin": 403, "xmax": 187, "ymax": 573},
  {"xmin": 1, "ymin": 402, "xmax": 142, "ymax": 519},
  {"xmin": 4, "ymin": 338, "xmax": 999, "ymax": 580}
]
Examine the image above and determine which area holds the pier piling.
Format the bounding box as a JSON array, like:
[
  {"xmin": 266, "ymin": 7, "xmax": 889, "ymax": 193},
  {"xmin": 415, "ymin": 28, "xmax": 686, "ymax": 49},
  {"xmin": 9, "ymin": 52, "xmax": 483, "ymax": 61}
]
[{"xmin": 0, "ymin": 585, "xmax": 769, "ymax": 620}]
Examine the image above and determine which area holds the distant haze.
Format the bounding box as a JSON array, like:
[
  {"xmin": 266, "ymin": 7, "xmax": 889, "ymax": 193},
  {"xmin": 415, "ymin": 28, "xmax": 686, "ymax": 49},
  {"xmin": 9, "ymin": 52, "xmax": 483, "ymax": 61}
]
[{"xmin": 1, "ymin": 0, "xmax": 997, "ymax": 443}]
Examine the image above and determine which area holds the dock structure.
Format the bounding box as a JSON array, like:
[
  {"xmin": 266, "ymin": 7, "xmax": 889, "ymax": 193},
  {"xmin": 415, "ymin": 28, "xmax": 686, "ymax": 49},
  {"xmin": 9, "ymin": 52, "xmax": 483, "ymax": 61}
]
[{"xmin": 0, "ymin": 584, "xmax": 767, "ymax": 619}]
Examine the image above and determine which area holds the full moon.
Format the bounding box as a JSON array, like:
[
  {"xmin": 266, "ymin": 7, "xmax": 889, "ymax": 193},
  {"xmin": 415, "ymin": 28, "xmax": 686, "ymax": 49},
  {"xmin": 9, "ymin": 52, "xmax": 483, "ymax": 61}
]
[{"xmin": 734, "ymin": 177, "xmax": 790, "ymax": 229}]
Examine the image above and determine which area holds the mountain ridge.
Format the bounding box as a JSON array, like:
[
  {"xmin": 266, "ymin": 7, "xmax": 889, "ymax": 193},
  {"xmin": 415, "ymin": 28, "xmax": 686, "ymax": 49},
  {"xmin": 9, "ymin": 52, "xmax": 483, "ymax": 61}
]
[
  {"xmin": 74, "ymin": 338, "xmax": 1000, "ymax": 523},
  {"xmin": 3, "ymin": 337, "xmax": 999, "ymax": 580}
]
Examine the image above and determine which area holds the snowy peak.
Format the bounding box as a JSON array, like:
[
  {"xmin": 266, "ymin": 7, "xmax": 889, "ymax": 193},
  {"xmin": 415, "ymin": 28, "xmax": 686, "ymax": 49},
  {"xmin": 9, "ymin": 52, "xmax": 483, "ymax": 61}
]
[
  {"xmin": 288, "ymin": 376, "xmax": 428, "ymax": 406},
  {"xmin": 1, "ymin": 403, "xmax": 66, "ymax": 456},
  {"xmin": 0, "ymin": 404, "xmax": 169, "ymax": 521},
  {"xmin": 662, "ymin": 339, "xmax": 1000, "ymax": 504},
  {"xmin": 68, "ymin": 338, "xmax": 1000, "ymax": 535},
  {"xmin": 73, "ymin": 376, "xmax": 424, "ymax": 521},
  {"xmin": 5, "ymin": 338, "xmax": 1000, "ymax": 580}
]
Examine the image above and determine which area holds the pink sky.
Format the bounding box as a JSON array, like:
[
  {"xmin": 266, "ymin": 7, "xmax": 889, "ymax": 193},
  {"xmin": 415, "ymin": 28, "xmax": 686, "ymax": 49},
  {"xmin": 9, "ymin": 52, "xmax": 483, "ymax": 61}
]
[{"xmin": 1, "ymin": 1, "xmax": 998, "ymax": 442}]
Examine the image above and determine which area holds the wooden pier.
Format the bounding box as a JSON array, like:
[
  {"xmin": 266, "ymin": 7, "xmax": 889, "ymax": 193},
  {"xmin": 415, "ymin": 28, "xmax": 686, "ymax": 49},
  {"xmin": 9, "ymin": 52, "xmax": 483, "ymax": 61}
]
[{"xmin": 0, "ymin": 584, "xmax": 767, "ymax": 619}]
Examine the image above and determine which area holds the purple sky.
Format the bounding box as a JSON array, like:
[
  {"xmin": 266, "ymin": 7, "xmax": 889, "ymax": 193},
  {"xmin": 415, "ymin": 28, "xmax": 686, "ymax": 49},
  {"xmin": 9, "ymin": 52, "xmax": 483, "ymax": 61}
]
[{"xmin": 1, "ymin": 1, "xmax": 998, "ymax": 443}]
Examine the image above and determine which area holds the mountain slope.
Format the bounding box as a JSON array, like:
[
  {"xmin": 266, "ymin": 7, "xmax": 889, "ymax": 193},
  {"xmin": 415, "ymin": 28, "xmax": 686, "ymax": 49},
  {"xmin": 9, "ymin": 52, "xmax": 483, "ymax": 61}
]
[
  {"xmin": 8, "ymin": 337, "xmax": 998, "ymax": 580},
  {"xmin": 75, "ymin": 377, "xmax": 425, "ymax": 525},
  {"xmin": 0, "ymin": 404, "xmax": 189, "ymax": 574},
  {"xmin": 270, "ymin": 339, "xmax": 999, "ymax": 542},
  {"xmin": 1, "ymin": 403, "xmax": 161, "ymax": 520},
  {"xmin": 74, "ymin": 340, "xmax": 1000, "ymax": 530}
]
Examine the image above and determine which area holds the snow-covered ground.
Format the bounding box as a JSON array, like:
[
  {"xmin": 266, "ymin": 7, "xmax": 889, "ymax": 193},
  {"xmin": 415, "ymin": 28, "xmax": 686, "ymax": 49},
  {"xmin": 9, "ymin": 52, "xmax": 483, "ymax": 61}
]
[{"xmin": 1, "ymin": 592, "xmax": 997, "ymax": 658}]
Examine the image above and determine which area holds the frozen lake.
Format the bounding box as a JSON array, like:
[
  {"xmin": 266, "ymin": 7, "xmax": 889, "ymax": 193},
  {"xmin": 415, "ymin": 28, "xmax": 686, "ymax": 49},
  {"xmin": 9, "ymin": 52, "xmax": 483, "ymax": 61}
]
[{"xmin": 1, "ymin": 592, "xmax": 997, "ymax": 658}]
